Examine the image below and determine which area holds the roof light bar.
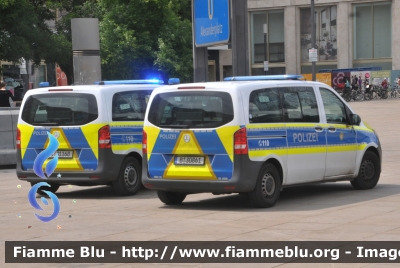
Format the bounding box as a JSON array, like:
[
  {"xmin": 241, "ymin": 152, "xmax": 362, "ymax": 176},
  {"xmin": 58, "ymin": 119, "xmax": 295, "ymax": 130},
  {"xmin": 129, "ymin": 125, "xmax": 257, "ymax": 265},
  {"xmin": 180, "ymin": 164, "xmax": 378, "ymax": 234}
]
[
  {"xmin": 94, "ymin": 79, "xmax": 164, "ymax": 85},
  {"xmin": 177, "ymin": 86, "xmax": 206, "ymax": 90},
  {"xmin": 224, "ymin": 75, "xmax": 304, "ymax": 81}
]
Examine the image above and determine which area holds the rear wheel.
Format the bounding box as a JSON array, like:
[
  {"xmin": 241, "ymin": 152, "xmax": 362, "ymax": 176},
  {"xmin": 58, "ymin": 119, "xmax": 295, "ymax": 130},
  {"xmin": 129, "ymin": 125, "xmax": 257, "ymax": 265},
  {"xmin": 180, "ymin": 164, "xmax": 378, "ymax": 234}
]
[
  {"xmin": 343, "ymin": 93, "xmax": 352, "ymax": 102},
  {"xmin": 355, "ymin": 93, "xmax": 364, "ymax": 101},
  {"xmin": 157, "ymin": 191, "xmax": 187, "ymax": 205},
  {"xmin": 112, "ymin": 157, "xmax": 142, "ymax": 196},
  {"xmin": 30, "ymin": 182, "xmax": 60, "ymax": 195},
  {"xmin": 249, "ymin": 163, "xmax": 281, "ymax": 208},
  {"xmin": 364, "ymin": 92, "xmax": 371, "ymax": 100},
  {"xmin": 351, "ymin": 151, "xmax": 380, "ymax": 190},
  {"xmin": 381, "ymin": 90, "xmax": 388, "ymax": 99}
]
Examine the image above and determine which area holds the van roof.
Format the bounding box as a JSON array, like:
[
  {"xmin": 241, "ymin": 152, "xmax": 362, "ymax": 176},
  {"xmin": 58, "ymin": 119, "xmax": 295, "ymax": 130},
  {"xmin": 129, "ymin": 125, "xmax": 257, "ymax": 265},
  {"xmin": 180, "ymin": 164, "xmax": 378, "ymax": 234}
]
[{"xmin": 151, "ymin": 80, "xmax": 328, "ymax": 94}]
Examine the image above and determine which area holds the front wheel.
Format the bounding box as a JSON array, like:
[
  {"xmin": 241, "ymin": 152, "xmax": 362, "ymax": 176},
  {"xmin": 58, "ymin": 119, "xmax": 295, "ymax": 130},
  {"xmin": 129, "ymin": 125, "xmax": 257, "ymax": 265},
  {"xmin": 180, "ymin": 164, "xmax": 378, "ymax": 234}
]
[
  {"xmin": 355, "ymin": 93, "xmax": 364, "ymax": 101},
  {"xmin": 249, "ymin": 163, "xmax": 281, "ymax": 208},
  {"xmin": 157, "ymin": 191, "xmax": 187, "ymax": 205},
  {"xmin": 381, "ymin": 90, "xmax": 388, "ymax": 99},
  {"xmin": 112, "ymin": 157, "xmax": 142, "ymax": 196},
  {"xmin": 30, "ymin": 182, "xmax": 60, "ymax": 195},
  {"xmin": 343, "ymin": 93, "xmax": 352, "ymax": 102},
  {"xmin": 351, "ymin": 151, "xmax": 380, "ymax": 190},
  {"xmin": 364, "ymin": 92, "xmax": 371, "ymax": 100}
]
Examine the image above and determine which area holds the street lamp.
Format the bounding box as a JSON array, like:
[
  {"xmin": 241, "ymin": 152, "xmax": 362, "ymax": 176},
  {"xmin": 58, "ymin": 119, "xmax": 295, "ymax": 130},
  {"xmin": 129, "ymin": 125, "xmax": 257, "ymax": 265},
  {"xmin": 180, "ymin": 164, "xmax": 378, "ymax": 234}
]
[
  {"xmin": 311, "ymin": 0, "xmax": 316, "ymax": 81},
  {"xmin": 263, "ymin": 23, "xmax": 268, "ymax": 74}
]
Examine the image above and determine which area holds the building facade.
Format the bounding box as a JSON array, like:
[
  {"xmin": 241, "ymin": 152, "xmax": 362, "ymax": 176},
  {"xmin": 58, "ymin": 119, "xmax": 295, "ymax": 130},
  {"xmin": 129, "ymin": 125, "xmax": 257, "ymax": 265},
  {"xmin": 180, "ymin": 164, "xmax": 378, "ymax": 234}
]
[{"xmin": 217, "ymin": 0, "xmax": 398, "ymax": 80}]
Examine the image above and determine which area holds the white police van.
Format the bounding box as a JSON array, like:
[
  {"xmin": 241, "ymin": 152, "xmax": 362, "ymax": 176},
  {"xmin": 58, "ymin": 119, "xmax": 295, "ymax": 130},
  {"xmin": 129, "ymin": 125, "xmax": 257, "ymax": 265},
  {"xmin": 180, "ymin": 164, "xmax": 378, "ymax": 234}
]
[
  {"xmin": 142, "ymin": 75, "xmax": 382, "ymax": 207},
  {"xmin": 16, "ymin": 79, "xmax": 175, "ymax": 195}
]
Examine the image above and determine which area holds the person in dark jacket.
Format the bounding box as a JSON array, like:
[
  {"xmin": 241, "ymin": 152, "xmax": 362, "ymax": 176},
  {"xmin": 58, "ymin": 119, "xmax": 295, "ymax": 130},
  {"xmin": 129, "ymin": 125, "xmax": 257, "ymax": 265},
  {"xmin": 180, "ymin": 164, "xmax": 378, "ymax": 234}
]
[{"xmin": 0, "ymin": 81, "xmax": 16, "ymax": 107}]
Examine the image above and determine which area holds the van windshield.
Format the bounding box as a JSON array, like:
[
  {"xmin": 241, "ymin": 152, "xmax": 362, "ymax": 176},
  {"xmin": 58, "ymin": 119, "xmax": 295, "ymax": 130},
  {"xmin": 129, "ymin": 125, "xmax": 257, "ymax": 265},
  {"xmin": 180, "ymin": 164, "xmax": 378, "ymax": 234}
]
[
  {"xmin": 21, "ymin": 93, "xmax": 98, "ymax": 126},
  {"xmin": 148, "ymin": 91, "xmax": 234, "ymax": 129}
]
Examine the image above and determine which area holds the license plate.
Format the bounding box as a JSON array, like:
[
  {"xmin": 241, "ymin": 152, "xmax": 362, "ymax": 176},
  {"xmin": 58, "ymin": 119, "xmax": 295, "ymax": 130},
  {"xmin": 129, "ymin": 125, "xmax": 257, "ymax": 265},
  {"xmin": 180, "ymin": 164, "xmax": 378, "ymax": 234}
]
[
  {"xmin": 50, "ymin": 151, "xmax": 73, "ymax": 159},
  {"xmin": 175, "ymin": 156, "xmax": 205, "ymax": 165}
]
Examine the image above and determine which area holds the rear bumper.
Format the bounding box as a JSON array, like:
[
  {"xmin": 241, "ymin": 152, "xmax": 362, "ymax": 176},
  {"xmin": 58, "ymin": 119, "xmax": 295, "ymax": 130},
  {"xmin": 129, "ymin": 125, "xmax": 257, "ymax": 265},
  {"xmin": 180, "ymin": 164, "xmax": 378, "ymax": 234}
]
[
  {"xmin": 16, "ymin": 148, "xmax": 124, "ymax": 185},
  {"xmin": 142, "ymin": 154, "xmax": 262, "ymax": 193}
]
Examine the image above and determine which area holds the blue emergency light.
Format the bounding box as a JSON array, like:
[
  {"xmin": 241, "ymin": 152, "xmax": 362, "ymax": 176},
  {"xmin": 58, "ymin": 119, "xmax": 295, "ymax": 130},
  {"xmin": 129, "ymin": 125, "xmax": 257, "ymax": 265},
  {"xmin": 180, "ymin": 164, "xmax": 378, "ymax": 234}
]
[
  {"xmin": 94, "ymin": 79, "xmax": 164, "ymax": 85},
  {"xmin": 224, "ymin": 75, "xmax": 304, "ymax": 81}
]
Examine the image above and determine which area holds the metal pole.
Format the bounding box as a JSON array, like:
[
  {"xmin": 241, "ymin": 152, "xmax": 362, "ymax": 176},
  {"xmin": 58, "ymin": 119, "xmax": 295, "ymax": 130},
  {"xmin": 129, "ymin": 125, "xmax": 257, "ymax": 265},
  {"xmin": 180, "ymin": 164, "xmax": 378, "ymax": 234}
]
[
  {"xmin": 311, "ymin": 0, "xmax": 316, "ymax": 81},
  {"xmin": 263, "ymin": 23, "xmax": 268, "ymax": 74}
]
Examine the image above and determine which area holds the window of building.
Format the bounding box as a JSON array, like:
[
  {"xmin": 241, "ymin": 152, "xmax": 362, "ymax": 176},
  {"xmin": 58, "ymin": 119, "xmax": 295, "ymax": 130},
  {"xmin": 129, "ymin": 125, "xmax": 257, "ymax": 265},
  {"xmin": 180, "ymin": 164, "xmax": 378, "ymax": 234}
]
[
  {"xmin": 300, "ymin": 6, "xmax": 337, "ymax": 62},
  {"xmin": 251, "ymin": 10, "xmax": 285, "ymax": 65},
  {"xmin": 353, "ymin": 2, "xmax": 391, "ymax": 60}
]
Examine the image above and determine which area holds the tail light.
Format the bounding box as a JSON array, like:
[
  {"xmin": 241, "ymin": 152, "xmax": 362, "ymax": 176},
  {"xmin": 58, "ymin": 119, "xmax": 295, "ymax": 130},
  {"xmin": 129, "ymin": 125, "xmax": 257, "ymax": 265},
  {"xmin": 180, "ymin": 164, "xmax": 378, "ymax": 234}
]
[
  {"xmin": 142, "ymin": 130, "xmax": 147, "ymax": 154},
  {"xmin": 16, "ymin": 128, "xmax": 21, "ymax": 149},
  {"xmin": 98, "ymin": 125, "xmax": 111, "ymax": 148},
  {"xmin": 234, "ymin": 128, "xmax": 248, "ymax": 155}
]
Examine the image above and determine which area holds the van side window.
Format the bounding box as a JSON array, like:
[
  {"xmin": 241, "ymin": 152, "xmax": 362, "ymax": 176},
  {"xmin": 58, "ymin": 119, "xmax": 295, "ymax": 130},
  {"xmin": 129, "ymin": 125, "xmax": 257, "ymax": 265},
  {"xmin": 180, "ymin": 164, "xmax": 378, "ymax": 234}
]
[
  {"xmin": 319, "ymin": 88, "xmax": 348, "ymax": 124},
  {"xmin": 112, "ymin": 90, "xmax": 152, "ymax": 121},
  {"xmin": 283, "ymin": 87, "xmax": 320, "ymax": 123},
  {"xmin": 249, "ymin": 88, "xmax": 283, "ymax": 123}
]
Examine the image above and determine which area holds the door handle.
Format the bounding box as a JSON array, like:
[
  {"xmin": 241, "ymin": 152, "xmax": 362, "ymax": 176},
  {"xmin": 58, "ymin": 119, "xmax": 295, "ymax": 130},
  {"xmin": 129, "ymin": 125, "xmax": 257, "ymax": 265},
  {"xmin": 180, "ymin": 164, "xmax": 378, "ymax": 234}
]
[
  {"xmin": 314, "ymin": 126, "xmax": 323, "ymax": 132},
  {"xmin": 328, "ymin": 126, "xmax": 336, "ymax": 132}
]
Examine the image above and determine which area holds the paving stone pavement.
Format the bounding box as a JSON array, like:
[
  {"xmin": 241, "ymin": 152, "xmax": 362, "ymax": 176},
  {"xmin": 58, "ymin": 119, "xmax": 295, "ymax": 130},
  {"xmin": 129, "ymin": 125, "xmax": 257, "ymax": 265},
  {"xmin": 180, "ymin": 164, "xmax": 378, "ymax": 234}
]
[{"xmin": 1, "ymin": 98, "xmax": 400, "ymax": 267}]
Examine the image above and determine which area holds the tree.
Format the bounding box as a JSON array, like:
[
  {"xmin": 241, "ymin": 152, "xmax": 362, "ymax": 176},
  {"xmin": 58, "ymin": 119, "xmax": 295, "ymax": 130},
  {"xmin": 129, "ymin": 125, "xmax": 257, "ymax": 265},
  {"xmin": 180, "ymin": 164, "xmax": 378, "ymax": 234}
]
[{"xmin": 96, "ymin": 0, "xmax": 193, "ymax": 82}]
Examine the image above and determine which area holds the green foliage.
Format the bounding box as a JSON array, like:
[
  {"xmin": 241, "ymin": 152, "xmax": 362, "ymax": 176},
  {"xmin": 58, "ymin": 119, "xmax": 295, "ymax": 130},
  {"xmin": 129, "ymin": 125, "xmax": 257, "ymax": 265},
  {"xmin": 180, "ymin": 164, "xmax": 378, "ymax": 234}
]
[
  {"xmin": 98, "ymin": 0, "xmax": 193, "ymax": 82},
  {"xmin": 0, "ymin": 0, "xmax": 194, "ymax": 83}
]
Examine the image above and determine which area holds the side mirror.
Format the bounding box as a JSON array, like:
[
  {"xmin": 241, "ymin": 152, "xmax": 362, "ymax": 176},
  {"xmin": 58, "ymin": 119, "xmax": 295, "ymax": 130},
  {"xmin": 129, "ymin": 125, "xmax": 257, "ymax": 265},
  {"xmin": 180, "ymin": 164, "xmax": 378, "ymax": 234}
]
[{"xmin": 350, "ymin": 114, "xmax": 361, "ymax": 126}]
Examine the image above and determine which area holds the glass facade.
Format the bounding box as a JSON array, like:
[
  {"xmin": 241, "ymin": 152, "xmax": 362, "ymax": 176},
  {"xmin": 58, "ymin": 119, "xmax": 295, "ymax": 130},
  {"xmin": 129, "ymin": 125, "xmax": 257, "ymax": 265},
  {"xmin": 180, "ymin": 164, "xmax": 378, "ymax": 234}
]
[
  {"xmin": 300, "ymin": 6, "xmax": 337, "ymax": 62},
  {"xmin": 251, "ymin": 10, "xmax": 285, "ymax": 65},
  {"xmin": 354, "ymin": 2, "xmax": 391, "ymax": 60}
]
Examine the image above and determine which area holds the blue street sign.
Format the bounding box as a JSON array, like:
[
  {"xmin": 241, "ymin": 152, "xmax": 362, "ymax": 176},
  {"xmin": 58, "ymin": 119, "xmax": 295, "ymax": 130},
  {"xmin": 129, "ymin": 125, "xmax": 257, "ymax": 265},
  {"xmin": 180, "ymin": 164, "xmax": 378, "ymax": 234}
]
[{"xmin": 194, "ymin": 0, "xmax": 230, "ymax": 47}]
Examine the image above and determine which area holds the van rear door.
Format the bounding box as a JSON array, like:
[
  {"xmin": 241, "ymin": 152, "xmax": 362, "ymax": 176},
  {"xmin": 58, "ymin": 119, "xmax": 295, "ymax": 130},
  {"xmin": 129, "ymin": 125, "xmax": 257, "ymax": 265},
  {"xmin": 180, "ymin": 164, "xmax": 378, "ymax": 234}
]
[
  {"xmin": 19, "ymin": 93, "xmax": 100, "ymax": 172},
  {"xmin": 145, "ymin": 91, "xmax": 237, "ymax": 180}
]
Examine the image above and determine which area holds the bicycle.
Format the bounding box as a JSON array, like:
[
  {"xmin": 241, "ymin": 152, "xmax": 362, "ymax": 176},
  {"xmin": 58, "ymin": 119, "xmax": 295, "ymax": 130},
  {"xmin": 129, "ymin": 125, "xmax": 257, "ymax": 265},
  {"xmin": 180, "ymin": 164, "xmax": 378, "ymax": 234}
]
[
  {"xmin": 390, "ymin": 84, "xmax": 400, "ymax": 98},
  {"xmin": 371, "ymin": 85, "xmax": 388, "ymax": 100},
  {"xmin": 342, "ymin": 87, "xmax": 364, "ymax": 102}
]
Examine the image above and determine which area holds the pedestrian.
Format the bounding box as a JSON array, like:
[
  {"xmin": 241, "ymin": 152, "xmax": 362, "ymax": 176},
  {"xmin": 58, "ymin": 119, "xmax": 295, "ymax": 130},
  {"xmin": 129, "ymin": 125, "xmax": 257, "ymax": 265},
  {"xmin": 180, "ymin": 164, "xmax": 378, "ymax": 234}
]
[
  {"xmin": 0, "ymin": 81, "xmax": 16, "ymax": 107},
  {"xmin": 358, "ymin": 76, "xmax": 362, "ymax": 90},
  {"xmin": 381, "ymin": 78, "xmax": 388, "ymax": 89}
]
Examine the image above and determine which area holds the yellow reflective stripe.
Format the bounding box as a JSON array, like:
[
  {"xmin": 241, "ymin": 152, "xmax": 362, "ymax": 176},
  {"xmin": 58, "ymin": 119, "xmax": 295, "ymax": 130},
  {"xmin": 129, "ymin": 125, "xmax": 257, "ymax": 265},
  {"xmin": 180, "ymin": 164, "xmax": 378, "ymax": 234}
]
[
  {"xmin": 144, "ymin": 126, "xmax": 161, "ymax": 161},
  {"xmin": 112, "ymin": 144, "xmax": 141, "ymax": 151},
  {"xmin": 247, "ymin": 123, "xmax": 286, "ymax": 129},
  {"xmin": 18, "ymin": 124, "xmax": 34, "ymax": 159},
  {"xmin": 249, "ymin": 148, "xmax": 287, "ymax": 157},
  {"xmin": 216, "ymin": 126, "xmax": 239, "ymax": 162},
  {"xmin": 327, "ymin": 144, "xmax": 358, "ymax": 153},
  {"xmin": 81, "ymin": 123, "xmax": 106, "ymax": 159}
]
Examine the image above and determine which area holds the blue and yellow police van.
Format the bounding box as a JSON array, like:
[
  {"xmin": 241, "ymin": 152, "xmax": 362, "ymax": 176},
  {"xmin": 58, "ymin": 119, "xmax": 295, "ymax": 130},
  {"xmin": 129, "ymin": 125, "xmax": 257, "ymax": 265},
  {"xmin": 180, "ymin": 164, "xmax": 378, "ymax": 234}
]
[
  {"xmin": 16, "ymin": 79, "xmax": 171, "ymax": 195},
  {"xmin": 142, "ymin": 75, "xmax": 382, "ymax": 207}
]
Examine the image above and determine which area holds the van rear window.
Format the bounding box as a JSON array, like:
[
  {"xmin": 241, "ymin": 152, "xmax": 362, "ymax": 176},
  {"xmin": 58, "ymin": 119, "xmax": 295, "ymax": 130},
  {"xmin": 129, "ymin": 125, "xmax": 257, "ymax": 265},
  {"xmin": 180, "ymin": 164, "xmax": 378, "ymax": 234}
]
[
  {"xmin": 148, "ymin": 92, "xmax": 234, "ymax": 128},
  {"xmin": 21, "ymin": 93, "xmax": 98, "ymax": 126}
]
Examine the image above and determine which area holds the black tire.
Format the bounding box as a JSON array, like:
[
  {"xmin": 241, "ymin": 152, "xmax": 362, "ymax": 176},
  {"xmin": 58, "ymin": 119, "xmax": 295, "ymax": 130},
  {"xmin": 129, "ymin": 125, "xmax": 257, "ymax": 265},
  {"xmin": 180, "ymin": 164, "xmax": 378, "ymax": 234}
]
[
  {"xmin": 351, "ymin": 151, "xmax": 381, "ymax": 190},
  {"xmin": 248, "ymin": 163, "xmax": 281, "ymax": 208},
  {"xmin": 157, "ymin": 191, "xmax": 187, "ymax": 205},
  {"xmin": 30, "ymin": 182, "xmax": 60, "ymax": 195},
  {"xmin": 381, "ymin": 90, "xmax": 388, "ymax": 99},
  {"xmin": 364, "ymin": 92, "xmax": 371, "ymax": 100},
  {"xmin": 343, "ymin": 93, "xmax": 352, "ymax": 102},
  {"xmin": 112, "ymin": 156, "xmax": 142, "ymax": 196},
  {"xmin": 355, "ymin": 93, "xmax": 364, "ymax": 101}
]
